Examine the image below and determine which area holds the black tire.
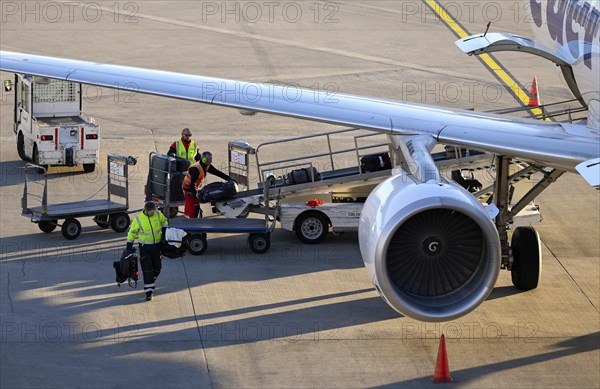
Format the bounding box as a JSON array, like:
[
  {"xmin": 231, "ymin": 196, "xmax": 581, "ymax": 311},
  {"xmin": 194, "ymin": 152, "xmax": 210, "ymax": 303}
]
[
  {"xmin": 38, "ymin": 220, "xmax": 57, "ymax": 233},
  {"xmin": 248, "ymin": 233, "xmax": 270, "ymax": 254},
  {"xmin": 110, "ymin": 213, "xmax": 130, "ymax": 233},
  {"xmin": 61, "ymin": 218, "xmax": 81, "ymax": 240},
  {"xmin": 32, "ymin": 146, "xmax": 47, "ymax": 174},
  {"xmin": 169, "ymin": 206, "xmax": 179, "ymax": 218},
  {"xmin": 94, "ymin": 215, "xmax": 110, "ymax": 229},
  {"xmin": 294, "ymin": 212, "xmax": 329, "ymax": 244},
  {"xmin": 17, "ymin": 132, "xmax": 28, "ymax": 161},
  {"xmin": 83, "ymin": 164, "xmax": 96, "ymax": 173},
  {"xmin": 511, "ymin": 226, "xmax": 542, "ymax": 290},
  {"xmin": 236, "ymin": 208, "xmax": 250, "ymax": 219},
  {"xmin": 187, "ymin": 233, "xmax": 207, "ymax": 255}
]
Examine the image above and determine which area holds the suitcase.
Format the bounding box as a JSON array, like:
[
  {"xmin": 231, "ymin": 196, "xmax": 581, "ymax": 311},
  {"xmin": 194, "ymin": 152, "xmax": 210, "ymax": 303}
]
[
  {"xmin": 283, "ymin": 167, "xmax": 321, "ymax": 186},
  {"xmin": 174, "ymin": 157, "xmax": 190, "ymax": 173},
  {"xmin": 197, "ymin": 181, "xmax": 238, "ymax": 203},
  {"xmin": 169, "ymin": 172, "xmax": 186, "ymax": 201},
  {"xmin": 148, "ymin": 155, "xmax": 189, "ymax": 198},
  {"xmin": 360, "ymin": 152, "xmax": 391, "ymax": 172}
]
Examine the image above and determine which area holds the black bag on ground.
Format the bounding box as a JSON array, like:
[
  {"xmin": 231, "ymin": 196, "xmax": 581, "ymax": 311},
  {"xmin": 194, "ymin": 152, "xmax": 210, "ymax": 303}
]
[
  {"xmin": 360, "ymin": 152, "xmax": 391, "ymax": 173},
  {"xmin": 161, "ymin": 240, "xmax": 188, "ymax": 259},
  {"xmin": 197, "ymin": 181, "xmax": 238, "ymax": 203},
  {"xmin": 283, "ymin": 167, "xmax": 321, "ymax": 186},
  {"xmin": 113, "ymin": 249, "xmax": 139, "ymax": 287},
  {"xmin": 169, "ymin": 172, "xmax": 186, "ymax": 201}
]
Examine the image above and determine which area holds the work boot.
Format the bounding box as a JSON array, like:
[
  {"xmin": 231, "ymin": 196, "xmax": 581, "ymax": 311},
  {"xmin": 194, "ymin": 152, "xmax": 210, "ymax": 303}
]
[{"xmin": 145, "ymin": 291, "xmax": 153, "ymax": 301}]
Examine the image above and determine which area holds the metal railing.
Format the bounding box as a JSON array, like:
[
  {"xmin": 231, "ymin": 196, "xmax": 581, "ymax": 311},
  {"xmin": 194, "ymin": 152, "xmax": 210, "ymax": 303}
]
[{"xmin": 254, "ymin": 127, "xmax": 391, "ymax": 183}]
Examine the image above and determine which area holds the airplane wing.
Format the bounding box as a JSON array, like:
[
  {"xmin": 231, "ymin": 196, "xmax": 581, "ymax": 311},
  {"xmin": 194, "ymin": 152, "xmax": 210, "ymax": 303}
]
[{"xmin": 1, "ymin": 50, "xmax": 598, "ymax": 183}]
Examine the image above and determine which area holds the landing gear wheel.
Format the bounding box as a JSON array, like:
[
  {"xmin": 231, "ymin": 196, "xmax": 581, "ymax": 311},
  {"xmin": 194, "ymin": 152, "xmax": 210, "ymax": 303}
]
[
  {"xmin": 38, "ymin": 220, "xmax": 58, "ymax": 233},
  {"xmin": 248, "ymin": 233, "xmax": 270, "ymax": 254},
  {"xmin": 83, "ymin": 164, "xmax": 96, "ymax": 173},
  {"xmin": 17, "ymin": 133, "xmax": 28, "ymax": 161},
  {"xmin": 61, "ymin": 218, "xmax": 81, "ymax": 240},
  {"xmin": 511, "ymin": 226, "xmax": 542, "ymax": 290},
  {"xmin": 169, "ymin": 206, "xmax": 179, "ymax": 218},
  {"xmin": 295, "ymin": 212, "xmax": 329, "ymax": 244},
  {"xmin": 32, "ymin": 146, "xmax": 47, "ymax": 174},
  {"xmin": 110, "ymin": 213, "xmax": 130, "ymax": 233},
  {"xmin": 187, "ymin": 233, "xmax": 207, "ymax": 255},
  {"xmin": 94, "ymin": 215, "xmax": 110, "ymax": 229}
]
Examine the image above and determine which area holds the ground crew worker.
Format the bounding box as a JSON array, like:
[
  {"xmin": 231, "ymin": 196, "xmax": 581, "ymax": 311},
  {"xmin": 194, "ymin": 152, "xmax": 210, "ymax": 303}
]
[
  {"xmin": 126, "ymin": 202, "xmax": 168, "ymax": 301},
  {"xmin": 168, "ymin": 127, "xmax": 198, "ymax": 163},
  {"xmin": 182, "ymin": 151, "xmax": 232, "ymax": 218}
]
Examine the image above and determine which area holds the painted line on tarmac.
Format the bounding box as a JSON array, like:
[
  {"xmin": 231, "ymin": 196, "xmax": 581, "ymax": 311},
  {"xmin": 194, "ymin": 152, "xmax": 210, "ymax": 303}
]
[{"xmin": 423, "ymin": 0, "xmax": 549, "ymax": 120}]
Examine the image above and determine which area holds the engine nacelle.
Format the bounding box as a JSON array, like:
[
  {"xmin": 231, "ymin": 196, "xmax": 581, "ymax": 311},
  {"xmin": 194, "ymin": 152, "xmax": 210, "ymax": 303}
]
[{"xmin": 359, "ymin": 171, "xmax": 501, "ymax": 322}]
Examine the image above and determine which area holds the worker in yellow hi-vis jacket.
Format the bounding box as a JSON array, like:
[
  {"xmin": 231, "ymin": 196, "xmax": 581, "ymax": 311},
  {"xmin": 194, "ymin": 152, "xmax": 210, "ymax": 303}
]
[{"xmin": 126, "ymin": 202, "xmax": 168, "ymax": 301}]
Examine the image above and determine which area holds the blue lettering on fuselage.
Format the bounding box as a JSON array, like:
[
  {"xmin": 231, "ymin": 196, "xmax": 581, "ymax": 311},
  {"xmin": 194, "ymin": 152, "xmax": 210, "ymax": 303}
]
[{"xmin": 531, "ymin": 0, "xmax": 600, "ymax": 70}]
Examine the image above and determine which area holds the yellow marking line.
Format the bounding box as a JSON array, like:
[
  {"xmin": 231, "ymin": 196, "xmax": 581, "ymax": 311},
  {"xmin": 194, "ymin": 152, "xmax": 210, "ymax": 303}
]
[{"xmin": 424, "ymin": 0, "xmax": 548, "ymax": 120}]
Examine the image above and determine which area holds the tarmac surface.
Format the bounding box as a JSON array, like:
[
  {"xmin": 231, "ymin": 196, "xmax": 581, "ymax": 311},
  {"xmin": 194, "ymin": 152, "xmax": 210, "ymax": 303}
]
[{"xmin": 1, "ymin": 1, "xmax": 599, "ymax": 388}]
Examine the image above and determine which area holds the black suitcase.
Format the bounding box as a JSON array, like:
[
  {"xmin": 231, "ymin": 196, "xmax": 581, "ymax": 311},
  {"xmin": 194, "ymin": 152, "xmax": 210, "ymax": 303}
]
[
  {"xmin": 169, "ymin": 172, "xmax": 186, "ymax": 201},
  {"xmin": 283, "ymin": 167, "xmax": 321, "ymax": 186},
  {"xmin": 360, "ymin": 152, "xmax": 391, "ymax": 172},
  {"xmin": 197, "ymin": 181, "xmax": 238, "ymax": 203},
  {"xmin": 174, "ymin": 157, "xmax": 190, "ymax": 173}
]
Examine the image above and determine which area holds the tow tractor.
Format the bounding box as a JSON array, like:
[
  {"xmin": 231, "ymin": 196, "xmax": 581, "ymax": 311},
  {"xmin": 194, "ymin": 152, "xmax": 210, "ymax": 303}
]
[
  {"xmin": 4, "ymin": 74, "xmax": 100, "ymax": 172},
  {"xmin": 21, "ymin": 153, "xmax": 138, "ymax": 240}
]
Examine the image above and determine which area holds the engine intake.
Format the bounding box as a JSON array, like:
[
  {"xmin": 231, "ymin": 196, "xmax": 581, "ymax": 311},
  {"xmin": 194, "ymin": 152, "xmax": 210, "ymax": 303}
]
[{"xmin": 359, "ymin": 172, "xmax": 500, "ymax": 322}]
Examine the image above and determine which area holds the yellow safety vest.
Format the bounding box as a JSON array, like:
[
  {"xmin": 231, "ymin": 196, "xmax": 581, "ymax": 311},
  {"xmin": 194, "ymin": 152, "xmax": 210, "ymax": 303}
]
[
  {"xmin": 127, "ymin": 211, "xmax": 168, "ymax": 245},
  {"xmin": 176, "ymin": 139, "xmax": 198, "ymax": 162}
]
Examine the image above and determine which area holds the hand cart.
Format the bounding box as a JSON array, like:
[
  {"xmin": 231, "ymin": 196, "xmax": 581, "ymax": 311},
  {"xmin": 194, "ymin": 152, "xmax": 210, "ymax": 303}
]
[
  {"xmin": 146, "ymin": 152, "xmax": 187, "ymax": 218},
  {"xmin": 21, "ymin": 153, "xmax": 138, "ymax": 240}
]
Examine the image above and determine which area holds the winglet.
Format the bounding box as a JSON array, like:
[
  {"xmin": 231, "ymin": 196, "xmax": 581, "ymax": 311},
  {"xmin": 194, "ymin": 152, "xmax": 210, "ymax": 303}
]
[{"xmin": 576, "ymin": 158, "xmax": 600, "ymax": 189}]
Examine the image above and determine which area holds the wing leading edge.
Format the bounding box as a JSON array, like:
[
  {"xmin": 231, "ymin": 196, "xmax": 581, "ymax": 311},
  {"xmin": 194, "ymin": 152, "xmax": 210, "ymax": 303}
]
[{"xmin": 1, "ymin": 50, "xmax": 598, "ymax": 176}]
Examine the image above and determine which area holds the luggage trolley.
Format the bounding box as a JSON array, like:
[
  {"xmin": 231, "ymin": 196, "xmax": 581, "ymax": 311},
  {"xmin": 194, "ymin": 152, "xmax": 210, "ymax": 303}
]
[
  {"xmin": 166, "ymin": 181, "xmax": 279, "ymax": 255},
  {"xmin": 21, "ymin": 153, "xmax": 138, "ymax": 240}
]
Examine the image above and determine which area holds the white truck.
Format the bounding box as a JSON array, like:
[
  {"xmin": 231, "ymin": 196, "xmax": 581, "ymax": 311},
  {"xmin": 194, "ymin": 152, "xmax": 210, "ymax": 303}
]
[{"xmin": 4, "ymin": 74, "xmax": 99, "ymax": 172}]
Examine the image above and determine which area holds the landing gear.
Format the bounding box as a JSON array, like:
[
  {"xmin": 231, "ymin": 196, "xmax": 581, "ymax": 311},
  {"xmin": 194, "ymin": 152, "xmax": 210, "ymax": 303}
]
[
  {"xmin": 511, "ymin": 226, "xmax": 542, "ymax": 290},
  {"xmin": 489, "ymin": 156, "xmax": 562, "ymax": 291}
]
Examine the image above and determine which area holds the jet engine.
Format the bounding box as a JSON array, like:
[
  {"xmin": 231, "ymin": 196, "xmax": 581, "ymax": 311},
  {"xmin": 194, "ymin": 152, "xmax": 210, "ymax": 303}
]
[{"xmin": 359, "ymin": 171, "xmax": 501, "ymax": 322}]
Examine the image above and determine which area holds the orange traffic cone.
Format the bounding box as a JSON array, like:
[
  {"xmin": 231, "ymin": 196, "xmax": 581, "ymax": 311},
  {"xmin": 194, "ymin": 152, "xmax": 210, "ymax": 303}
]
[
  {"xmin": 432, "ymin": 334, "xmax": 453, "ymax": 383},
  {"xmin": 528, "ymin": 76, "xmax": 541, "ymax": 107}
]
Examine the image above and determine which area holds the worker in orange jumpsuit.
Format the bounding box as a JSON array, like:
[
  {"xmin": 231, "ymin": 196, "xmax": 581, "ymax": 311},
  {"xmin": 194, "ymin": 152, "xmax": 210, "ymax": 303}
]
[{"xmin": 182, "ymin": 151, "xmax": 231, "ymax": 218}]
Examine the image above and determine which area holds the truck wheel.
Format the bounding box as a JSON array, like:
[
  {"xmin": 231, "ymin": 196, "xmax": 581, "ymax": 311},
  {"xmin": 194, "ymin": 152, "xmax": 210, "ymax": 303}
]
[
  {"xmin": 94, "ymin": 215, "xmax": 110, "ymax": 229},
  {"xmin": 110, "ymin": 213, "xmax": 130, "ymax": 233},
  {"xmin": 61, "ymin": 219, "xmax": 82, "ymax": 240},
  {"xmin": 32, "ymin": 146, "xmax": 48, "ymax": 174},
  {"xmin": 83, "ymin": 164, "xmax": 96, "ymax": 173},
  {"xmin": 38, "ymin": 220, "xmax": 58, "ymax": 233},
  {"xmin": 17, "ymin": 133, "xmax": 29, "ymax": 161},
  {"xmin": 295, "ymin": 212, "xmax": 329, "ymax": 244},
  {"xmin": 187, "ymin": 234, "xmax": 207, "ymax": 255},
  {"xmin": 248, "ymin": 233, "xmax": 270, "ymax": 254}
]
